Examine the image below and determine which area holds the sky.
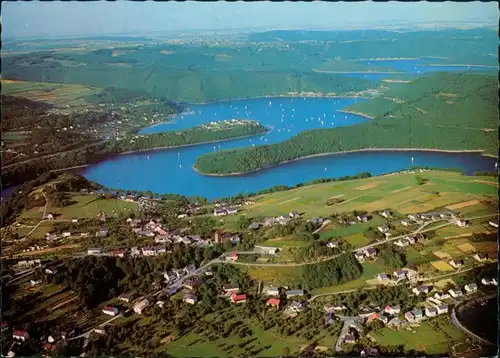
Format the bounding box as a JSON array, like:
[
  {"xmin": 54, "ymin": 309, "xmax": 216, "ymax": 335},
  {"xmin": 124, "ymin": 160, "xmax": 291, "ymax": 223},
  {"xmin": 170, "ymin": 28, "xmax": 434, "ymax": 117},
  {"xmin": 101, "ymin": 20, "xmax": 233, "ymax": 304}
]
[{"xmin": 2, "ymin": 1, "xmax": 498, "ymax": 39}]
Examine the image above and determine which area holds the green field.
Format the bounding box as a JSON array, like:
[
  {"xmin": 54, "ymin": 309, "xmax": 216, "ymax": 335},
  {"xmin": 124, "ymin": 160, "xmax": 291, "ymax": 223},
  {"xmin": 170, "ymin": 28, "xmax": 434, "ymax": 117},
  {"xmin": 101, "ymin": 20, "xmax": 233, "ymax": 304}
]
[
  {"xmin": 369, "ymin": 319, "xmax": 465, "ymax": 355},
  {"xmin": 237, "ymin": 171, "xmax": 497, "ymax": 221},
  {"xmin": 243, "ymin": 266, "xmax": 301, "ymax": 285},
  {"xmin": 20, "ymin": 194, "xmax": 139, "ymax": 221}
]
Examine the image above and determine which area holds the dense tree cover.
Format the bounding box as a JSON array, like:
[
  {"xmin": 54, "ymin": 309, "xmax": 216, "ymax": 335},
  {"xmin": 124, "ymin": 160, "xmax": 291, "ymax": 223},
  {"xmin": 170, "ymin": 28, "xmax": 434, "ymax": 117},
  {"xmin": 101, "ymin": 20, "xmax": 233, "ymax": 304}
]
[
  {"xmin": 0, "ymin": 95, "xmax": 54, "ymax": 131},
  {"xmin": 1, "ymin": 121, "xmax": 266, "ymax": 187},
  {"xmin": 292, "ymin": 241, "xmax": 342, "ymax": 262},
  {"xmin": 194, "ymin": 73, "xmax": 498, "ymax": 175},
  {"xmin": 378, "ymin": 245, "xmax": 406, "ymax": 269},
  {"xmin": 105, "ymin": 121, "xmax": 268, "ymax": 153},
  {"xmin": 296, "ymin": 253, "xmax": 362, "ymax": 290}
]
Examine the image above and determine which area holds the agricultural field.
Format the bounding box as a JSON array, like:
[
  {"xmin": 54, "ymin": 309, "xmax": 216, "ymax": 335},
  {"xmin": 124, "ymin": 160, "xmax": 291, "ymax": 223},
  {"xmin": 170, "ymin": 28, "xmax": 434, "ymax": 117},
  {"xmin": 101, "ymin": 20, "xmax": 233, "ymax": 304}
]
[
  {"xmin": 19, "ymin": 193, "xmax": 138, "ymax": 221},
  {"xmin": 368, "ymin": 319, "xmax": 465, "ymax": 355},
  {"xmin": 242, "ymin": 266, "xmax": 301, "ymax": 285},
  {"xmin": 1, "ymin": 80, "xmax": 103, "ymax": 108},
  {"xmin": 237, "ymin": 171, "xmax": 497, "ymax": 220}
]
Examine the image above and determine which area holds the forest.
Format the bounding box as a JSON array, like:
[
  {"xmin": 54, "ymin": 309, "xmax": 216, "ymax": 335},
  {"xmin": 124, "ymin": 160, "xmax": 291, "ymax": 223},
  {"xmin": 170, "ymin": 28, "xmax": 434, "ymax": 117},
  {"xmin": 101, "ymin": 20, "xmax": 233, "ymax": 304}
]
[{"xmin": 193, "ymin": 72, "xmax": 498, "ymax": 175}]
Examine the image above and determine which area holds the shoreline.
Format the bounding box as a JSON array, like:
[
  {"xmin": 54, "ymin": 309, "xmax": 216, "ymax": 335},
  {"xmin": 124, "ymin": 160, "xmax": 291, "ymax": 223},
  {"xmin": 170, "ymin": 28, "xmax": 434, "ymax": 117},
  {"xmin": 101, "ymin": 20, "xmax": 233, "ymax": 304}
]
[
  {"xmin": 116, "ymin": 130, "xmax": 269, "ymax": 156},
  {"xmin": 336, "ymin": 110, "xmax": 375, "ymax": 120},
  {"xmin": 194, "ymin": 147, "xmax": 490, "ymax": 177},
  {"xmin": 312, "ymin": 69, "xmax": 403, "ymax": 74},
  {"xmin": 418, "ymin": 64, "xmax": 498, "ymax": 69},
  {"xmin": 186, "ymin": 94, "xmax": 369, "ymax": 106}
]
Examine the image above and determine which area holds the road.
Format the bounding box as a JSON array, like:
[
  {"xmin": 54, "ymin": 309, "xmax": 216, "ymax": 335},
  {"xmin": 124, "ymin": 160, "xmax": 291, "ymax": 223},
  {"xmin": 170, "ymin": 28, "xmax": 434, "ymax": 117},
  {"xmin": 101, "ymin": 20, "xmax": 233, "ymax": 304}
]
[
  {"xmin": 68, "ymin": 308, "xmax": 131, "ymax": 341},
  {"xmin": 450, "ymin": 292, "xmax": 496, "ymax": 347},
  {"xmin": 6, "ymin": 269, "xmax": 35, "ymax": 285},
  {"xmin": 335, "ymin": 317, "xmax": 364, "ymax": 352}
]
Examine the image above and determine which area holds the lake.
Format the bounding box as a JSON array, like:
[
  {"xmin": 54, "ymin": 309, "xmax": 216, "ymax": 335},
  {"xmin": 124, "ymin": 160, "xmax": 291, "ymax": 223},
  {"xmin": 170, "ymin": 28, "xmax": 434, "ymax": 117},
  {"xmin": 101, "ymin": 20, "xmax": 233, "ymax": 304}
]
[{"xmin": 81, "ymin": 95, "xmax": 496, "ymax": 200}]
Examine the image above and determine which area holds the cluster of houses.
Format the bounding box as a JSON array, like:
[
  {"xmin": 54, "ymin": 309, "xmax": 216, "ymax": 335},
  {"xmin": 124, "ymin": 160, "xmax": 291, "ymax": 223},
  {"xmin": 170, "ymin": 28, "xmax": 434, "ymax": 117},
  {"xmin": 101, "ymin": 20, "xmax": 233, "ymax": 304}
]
[
  {"xmin": 401, "ymin": 210, "xmax": 456, "ymax": 226},
  {"xmin": 376, "ymin": 269, "xmax": 418, "ymax": 284},
  {"xmin": 354, "ymin": 248, "xmax": 378, "ymax": 263},
  {"xmin": 247, "ymin": 211, "xmax": 302, "ymax": 230},
  {"xmin": 393, "ymin": 233, "xmax": 425, "ymax": 247},
  {"xmin": 213, "ymin": 204, "xmax": 239, "ymax": 216}
]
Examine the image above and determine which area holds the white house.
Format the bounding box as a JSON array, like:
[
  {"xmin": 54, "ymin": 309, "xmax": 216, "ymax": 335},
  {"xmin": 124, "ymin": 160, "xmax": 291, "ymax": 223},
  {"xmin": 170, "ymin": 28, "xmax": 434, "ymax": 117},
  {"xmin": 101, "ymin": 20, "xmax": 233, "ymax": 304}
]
[
  {"xmin": 380, "ymin": 210, "xmax": 392, "ymax": 219},
  {"xmin": 184, "ymin": 294, "xmax": 198, "ymax": 305},
  {"xmin": 449, "ymin": 260, "xmax": 463, "ymax": 269},
  {"xmin": 401, "ymin": 220, "xmax": 410, "ymax": 227},
  {"xmin": 448, "ymin": 289, "xmax": 463, "ymax": 298},
  {"xmin": 87, "ymin": 248, "xmax": 101, "ymax": 255},
  {"xmin": 287, "ymin": 301, "xmax": 304, "ymax": 313},
  {"xmin": 436, "ymin": 305, "xmax": 449, "ymax": 315},
  {"xmin": 434, "ymin": 291, "xmax": 450, "ymax": 300},
  {"xmin": 481, "ymin": 278, "xmax": 498, "ymax": 286},
  {"xmin": 488, "ymin": 221, "xmax": 498, "ymax": 228},
  {"xmin": 354, "ymin": 252, "xmax": 365, "ymax": 262},
  {"xmin": 377, "ymin": 273, "xmax": 389, "ymax": 282},
  {"xmin": 464, "ymin": 283, "xmax": 478, "ymax": 294},
  {"xmin": 425, "ymin": 307, "xmax": 437, "ymax": 317},
  {"xmin": 384, "ymin": 305, "xmax": 401, "ymax": 315},
  {"xmin": 377, "ymin": 225, "xmax": 390, "ymax": 234},
  {"xmin": 455, "ymin": 219, "xmax": 469, "ymax": 228},
  {"xmin": 62, "ymin": 232, "xmax": 71, "ymax": 237},
  {"xmin": 133, "ymin": 298, "xmax": 150, "ymax": 314},
  {"xmin": 264, "ymin": 286, "xmax": 280, "ymax": 296}
]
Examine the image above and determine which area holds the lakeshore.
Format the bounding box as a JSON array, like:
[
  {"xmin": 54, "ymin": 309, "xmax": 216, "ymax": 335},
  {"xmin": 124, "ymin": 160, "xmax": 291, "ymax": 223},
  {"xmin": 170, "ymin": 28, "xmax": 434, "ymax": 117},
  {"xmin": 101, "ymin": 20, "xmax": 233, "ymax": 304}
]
[
  {"xmin": 336, "ymin": 110, "xmax": 375, "ymax": 120},
  {"xmin": 193, "ymin": 148, "xmax": 489, "ymax": 177}
]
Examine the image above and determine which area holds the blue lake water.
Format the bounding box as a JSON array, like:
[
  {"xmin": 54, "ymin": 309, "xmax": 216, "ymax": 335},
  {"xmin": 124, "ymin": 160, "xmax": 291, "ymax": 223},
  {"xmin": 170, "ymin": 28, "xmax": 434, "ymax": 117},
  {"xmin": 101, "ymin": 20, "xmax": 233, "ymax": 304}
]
[{"xmin": 81, "ymin": 96, "xmax": 496, "ymax": 200}]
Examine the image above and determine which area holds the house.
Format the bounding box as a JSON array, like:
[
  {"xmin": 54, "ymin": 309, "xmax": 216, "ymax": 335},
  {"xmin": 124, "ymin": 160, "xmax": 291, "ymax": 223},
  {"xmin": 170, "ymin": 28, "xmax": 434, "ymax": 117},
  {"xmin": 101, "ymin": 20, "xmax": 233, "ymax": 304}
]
[
  {"xmin": 163, "ymin": 271, "xmax": 176, "ymax": 282},
  {"xmin": 404, "ymin": 312, "xmax": 415, "ymax": 323},
  {"xmin": 289, "ymin": 211, "xmax": 299, "ymax": 218},
  {"xmin": 287, "ymin": 301, "xmax": 304, "ymax": 313},
  {"xmin": 46, "ymin": 233, "xmax": 58, "ymax": 242},
  {"xmin": 357, "ymin": 214, "xmax": 370, "ymax": 222},
  {"xmin": 266, "ymin": 298, "xmax": 280, "ymax": 308},
  {"xmin": 380, "ymin": 210, "xmax": 392, "ymax": 219},
  {"xmin": 213, "ymin": 208, "xmax": 227, "ymax": 216},
  {"xmin": 156, "ymin": 301, "xmax": 165, "ymax": 308},
  {"xmin": 231, "ymin": 293, "xmax": 247, "ymax": 303},
  {"xmin": 254, "ymin": 246, "xmax": 279, "ymax": 255},
  {"xmin": 360, "ymin": 348, "xmax": 379, "ymax": 357},
  {"xmin": 384, "ymin": 305, "xmax": 401, "ymax": 315},
  {"xmin": 46, "ymin": 213, "xmax": 55, "ymax": 220},
  {"xmin": 118, "ymin": 293, "xmax": 135, "ymax": 303},
  {"xmin": 377, "ymin": 273, "xmax": 389, "ymax": 282},
  {"xmin": 184, "ymin": 278, "xmax": 202, "ymax": 291},
  {"xmin": 344, "ymin": 334, "xmax": 356, "ymax": 344},
  {"xmin": 310, "ymin": 217, "xmax": 325, "ymax": 225},
  {"xmin": 377, "ymin": 225, "xmax": 390, "ymax": 234},
  {"xmin": 411, "ymin": 309, "xmax": 424, "ymax": 320},
  {"xmin": 226, "ymin": 207, "xmax": 238, "ymax": 215},
  {"xmin": 62, "ymin": 232, "xmax": 71, "ymax": 237},
  {"xmin": 95, "ymin": 228, "xmax": 109, "ymax": 237},
  {"xmin": 488, "ymin": 220, "xmax": 498, "ymax": 228},
  {"xmin": 358, "ymin": 308, "xmax": 377, "ymax": 318},
  {"xmin": 263, "ymin": 218, "xmax": 277, "ymax": 227},
  {"xmin": 263, "ymin": 286, "xmax": 280, "ymax": 296},
  {"xmin": 324, "ymin": 313, "xmax": 336, "ymax": 325},
  {"xmin": 133, "ymin": 298, "xmax": 150, "ymax": 314},
  {"xmin": 225, "ymin": 252, "xmax": 238, "ymax": 262},
  {"xmin": 177, "ymin": 214, "xmax": 188, "ymax": 219},
  {"xmin": 109, "ymin": 249, "xmax": 125, "ymax": 258},
  {"xmin": 393, "ymin": 270, "xmax": 407, "ymax": 280},
  {"xmin": 481, "ymin": 278, "xmax": 498, "ymax": 286},
  {"xmin": 285, "ymin": 289, "xmax": 304, "ymax": 299},
  {"xmin": 364, "ymin": 248, "xmax": 377, "ymax": 257},
  {"xmin": 102, "ymin": 306, "xmax": 119, "ymax": 316},
  {"xmin": 94, "ymin": 328, "xmax": 106, "ymax": 335},
  {"xmin": 394, "ymin": 239, "xmax": 409, "ymax": 247},
  {"xmin": 448, "ymin": 289, "xmax": 463, "ymax": 298},
  {"xmin": 354, "ymin": 252, "xmax": 365, "ymax": 262},
  {"xmin": 248, "ymin": 222, "xmax": 261, "ymax": 230},
  {"xmin": 332, "ymin": 303, "xmax": 346, "ymax": 312},
  {"xmin": 434, "ymin": 292, "xmax": 450, "ymax": 300},
  {"xmin": 473, "ymin": 253, "xmax": 488, "ymax": 262},
  {"xmin": 47, "ymin": 333, "xmax": 61, "ymax": 343},
  {"xmin": 223, "ymin": 284, "xmax": 240, "ymax": 294},
  {"xmin": 412, "ymin": 285, "xmax": 430, "ymax": 296},
  {"xmin": 13, "ymin": 329, "xmax": 29, "ymax": 341},
  {"xmin": 401, "ymin": 220, "xmax": 410, "ymax": 226},
  {"xmin": 449, "ymin": 260, "xmax": 463, "ymax": 269},
  {"xmin": 464, "ymin": 283, "xmax": 478, "ymax": 294},
  {"xmin": 425, "ymin": 307, "xmax": 437, "ymax": 317},
  {"xmin": 436, "ymin": 305, "xmax": 449, "ymax": 315},
  {"xmin": 155, "ymin": 236, "xmax": 171, "ymax": 244},
  {"xmin": 326, "ymin": 241, "xmax": 340, "ymax": 248},
  {"xmin": 406, "ymin": 235, "xmax": 416, "ymax": 244},
  {"xmin": 455, "ymin": 219, "xmax": 469, "ymax": 228},
  {"xmin": 387, "ymin": 317, "xmax": 403, "ymax": 328},
  {"xmin": 378, "ymin": 314, "xmax": 389, "ymax": 324},
  {"xmin": 30, "ymin": 279, "xmax": 42, "ymax": 286},
  {"xmin": 184, "ymin": 294, "xmax": 198, "ymax": 305},
  {"xmin": 367, "ymin": 312, "xmax": 380, "ymax": 323}
]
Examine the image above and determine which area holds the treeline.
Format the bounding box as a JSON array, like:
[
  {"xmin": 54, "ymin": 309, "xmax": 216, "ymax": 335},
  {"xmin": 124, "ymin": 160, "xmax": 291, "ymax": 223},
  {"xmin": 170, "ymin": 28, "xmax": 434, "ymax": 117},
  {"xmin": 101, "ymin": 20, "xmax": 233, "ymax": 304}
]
[
  {"xmin": 105, "ymin": 121, "xmax": 268, "ymax": 153},
  {"xmin": 1, "ymin": 121, "xmax": 267, "ymax": 187},
  {"xmin": 296, "ymin": 253, "xmax": 362, "ymax": 290},
  {"xmin": 194, "ymin": 73, "xmax": 498, "ymax": 175}
]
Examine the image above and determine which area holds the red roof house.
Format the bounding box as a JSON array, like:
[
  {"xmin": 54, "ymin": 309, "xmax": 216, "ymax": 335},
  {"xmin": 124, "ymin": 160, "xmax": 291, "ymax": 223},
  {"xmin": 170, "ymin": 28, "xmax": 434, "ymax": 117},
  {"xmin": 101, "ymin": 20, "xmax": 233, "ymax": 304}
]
[
  {"xmin": 13, "ymin": 329, "xmax": 29, "ymax": 341},
  {"xmin": 230, "ymin": 293, "xmax": 247, "ymax": 303},
  {"xmin": 266, "ymin": 298, "xmax": 280, "ymax": 308}
]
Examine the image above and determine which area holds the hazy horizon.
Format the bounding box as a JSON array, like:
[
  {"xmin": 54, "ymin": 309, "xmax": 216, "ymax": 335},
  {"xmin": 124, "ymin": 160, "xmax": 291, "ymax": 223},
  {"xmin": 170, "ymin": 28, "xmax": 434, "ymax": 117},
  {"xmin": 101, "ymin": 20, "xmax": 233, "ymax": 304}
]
[{"xmin": 2, "ymin": 1, "xmax": 498, "ymax": 40}]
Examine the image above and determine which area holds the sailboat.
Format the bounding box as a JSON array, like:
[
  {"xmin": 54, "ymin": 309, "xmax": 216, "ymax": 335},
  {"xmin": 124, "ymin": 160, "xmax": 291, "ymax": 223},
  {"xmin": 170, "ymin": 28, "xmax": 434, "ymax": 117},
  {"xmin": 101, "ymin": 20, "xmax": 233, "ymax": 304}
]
[
  {"xmin": 411, "ymin": 157, "xmax": 415, "ymax": 163},
  {"xmin": 324, "ymin": 167, "xmax": 327, "ymax": 171},
  {"xmin": 269, "ymin": 100, "xmax": 272, "ymax": 106}
]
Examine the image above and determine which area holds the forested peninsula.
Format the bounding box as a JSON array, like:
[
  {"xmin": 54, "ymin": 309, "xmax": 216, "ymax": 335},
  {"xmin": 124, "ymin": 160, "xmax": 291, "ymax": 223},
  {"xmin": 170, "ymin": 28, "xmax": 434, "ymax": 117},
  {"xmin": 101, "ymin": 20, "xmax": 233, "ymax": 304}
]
[
  {"xmin": 193, "ymin": 73, "xmax": 498, "ymax": 175},
  {"xmin": 2, "ymin": 120, "xmax": 268, "ymax": 187}
]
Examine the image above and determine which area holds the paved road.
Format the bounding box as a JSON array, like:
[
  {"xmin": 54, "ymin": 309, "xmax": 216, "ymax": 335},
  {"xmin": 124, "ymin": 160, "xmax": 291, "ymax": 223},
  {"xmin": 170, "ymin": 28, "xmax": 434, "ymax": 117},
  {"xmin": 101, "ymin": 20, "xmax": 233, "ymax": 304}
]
[
  {"xmin": 6, "ymin": 269, "xmax": 35, "ymax": 285},
  {"xmin": 68, "ymin": 308, "xmax": 131, "ymax": 341},
  {"xmin": 450, "ymin": 292, "xmax": 496, "ymax": 347}
]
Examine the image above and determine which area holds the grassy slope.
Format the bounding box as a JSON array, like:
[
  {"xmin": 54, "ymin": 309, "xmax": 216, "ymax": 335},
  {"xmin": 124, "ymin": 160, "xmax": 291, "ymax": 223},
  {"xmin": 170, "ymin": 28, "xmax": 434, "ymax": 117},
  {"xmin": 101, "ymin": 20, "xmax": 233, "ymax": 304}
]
[{"xmin": 194, "ymin": 73, "xmax": 498, "ymax": 175}]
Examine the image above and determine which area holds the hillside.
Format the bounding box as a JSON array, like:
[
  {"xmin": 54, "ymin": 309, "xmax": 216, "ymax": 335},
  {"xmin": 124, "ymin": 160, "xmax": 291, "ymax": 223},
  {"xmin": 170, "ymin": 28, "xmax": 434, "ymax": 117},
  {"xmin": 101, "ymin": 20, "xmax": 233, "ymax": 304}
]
[{"xmin": 193, "ymin": 72, "xmax": 498, "ymax": 175}]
